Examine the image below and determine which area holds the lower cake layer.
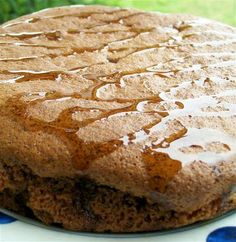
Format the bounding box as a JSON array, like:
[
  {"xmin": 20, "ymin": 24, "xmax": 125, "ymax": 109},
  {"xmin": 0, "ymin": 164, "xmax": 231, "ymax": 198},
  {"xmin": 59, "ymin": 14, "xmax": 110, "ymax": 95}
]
[{"xmin": 0, "ymin": 162, "xmax": 235, "ymax": 232}]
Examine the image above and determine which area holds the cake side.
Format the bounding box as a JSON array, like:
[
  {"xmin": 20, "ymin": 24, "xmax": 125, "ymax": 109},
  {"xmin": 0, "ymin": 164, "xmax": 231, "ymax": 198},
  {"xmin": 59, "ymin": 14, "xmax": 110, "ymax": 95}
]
[{"xmin": 0, "ymin": 160, "xmax": 235, "ymax": 232}]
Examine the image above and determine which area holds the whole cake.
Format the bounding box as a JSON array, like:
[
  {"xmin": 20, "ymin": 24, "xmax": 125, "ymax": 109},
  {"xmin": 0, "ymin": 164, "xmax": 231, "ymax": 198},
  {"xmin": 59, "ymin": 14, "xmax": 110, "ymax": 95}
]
[{"xmin": 0, "ymin": 5, "xmax": 235, "ymax": 232}]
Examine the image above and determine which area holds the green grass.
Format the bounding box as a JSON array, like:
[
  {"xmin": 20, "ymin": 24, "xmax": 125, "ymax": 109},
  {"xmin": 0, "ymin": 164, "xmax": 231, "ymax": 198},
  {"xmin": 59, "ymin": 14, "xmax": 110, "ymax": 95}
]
[{"xmin": 0, "ymin": 0, "xmax": 235, "ymax": 26}]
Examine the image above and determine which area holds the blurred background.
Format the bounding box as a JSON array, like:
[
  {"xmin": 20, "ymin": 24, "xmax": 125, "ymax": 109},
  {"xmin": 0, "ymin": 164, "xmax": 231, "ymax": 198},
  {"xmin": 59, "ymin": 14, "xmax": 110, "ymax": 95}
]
[{"xmin": 0, "ymin": 0, "xmax": 235, "ymax": 26}]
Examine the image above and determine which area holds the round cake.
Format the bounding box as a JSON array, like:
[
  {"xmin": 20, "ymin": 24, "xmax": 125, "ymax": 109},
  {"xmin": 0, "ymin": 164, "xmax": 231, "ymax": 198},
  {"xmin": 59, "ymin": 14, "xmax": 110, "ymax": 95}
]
[{"xmin": 0, "ymin": 5, "xmax": 235, "ymax": 232}]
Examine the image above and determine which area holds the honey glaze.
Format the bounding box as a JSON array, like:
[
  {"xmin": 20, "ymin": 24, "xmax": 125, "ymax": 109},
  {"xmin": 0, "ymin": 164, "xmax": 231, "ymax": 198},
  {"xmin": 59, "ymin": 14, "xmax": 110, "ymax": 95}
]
[
  {"xmin": 1, "ymin": 17, "xmax": 41, "ymax": 28},
  {"xmin": 3, "ymin": 92, "xmax": 134, "ymax": 170},
  {"xmin": 2, "ymin": 74, "xmax": 235, "ymax": 189},
  {"xmin": 0, "ymin": 70, "xmax": 63, "ymax": 83},
  {"xmin": 142, "ymin": 150, "xmax": 182, "ymax": 192},
  {"xmin": 0, "ymin": 76, "xmax": 24, "ymax": 84},
  {"xmin": 137, "ymin": 79, "xmax": 236, "ymax": 191},
  {"xmin": 2, "ymin": 78, "xmax": 162, "ymax": 172},
  {"xmin": 155, "ymin": 128, "xmax": 236, "ymax": 165},
  {"xmin": 140, "ymin": 120, "xmax": 187, "ymax": 192},
  {"xmin": 0, "ymin": 42, "xmax": 66, "ymax": 52},
  {"xmin": 0, "ymin": 56, "xmax": 43, "ymax": 62},
  {"xmin": 0, "ymin": 6, "xmax": 236, "ymax": 193},
  {"xmin": 0, "ymin": 30, "xmax": 62, "ymax": 40}
]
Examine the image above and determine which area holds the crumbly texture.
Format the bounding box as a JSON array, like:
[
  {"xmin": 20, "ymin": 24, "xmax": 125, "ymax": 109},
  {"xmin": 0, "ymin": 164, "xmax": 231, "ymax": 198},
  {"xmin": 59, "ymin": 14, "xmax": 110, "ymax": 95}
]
[
  {"xmin": 0, "ymin": 5, "xmax": 235, "ymax": 232},
  {"xmin": 0, "ymin": 161, "xmax": 235, "ymax": 232}
]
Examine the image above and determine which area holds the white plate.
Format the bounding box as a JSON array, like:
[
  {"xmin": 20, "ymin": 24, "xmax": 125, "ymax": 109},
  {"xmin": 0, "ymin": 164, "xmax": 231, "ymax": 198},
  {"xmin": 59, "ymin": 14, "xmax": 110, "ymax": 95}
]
[{"xmin": 0, "ymin": 209, "xmax": 235, "ymax": 242}]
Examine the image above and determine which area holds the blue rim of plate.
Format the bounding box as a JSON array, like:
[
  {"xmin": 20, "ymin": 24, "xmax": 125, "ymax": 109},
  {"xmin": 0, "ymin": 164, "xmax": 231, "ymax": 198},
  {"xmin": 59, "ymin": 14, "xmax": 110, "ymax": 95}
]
[{"xmin": 0, "ymin": 207, "xmax": 235, "ymax": 238}]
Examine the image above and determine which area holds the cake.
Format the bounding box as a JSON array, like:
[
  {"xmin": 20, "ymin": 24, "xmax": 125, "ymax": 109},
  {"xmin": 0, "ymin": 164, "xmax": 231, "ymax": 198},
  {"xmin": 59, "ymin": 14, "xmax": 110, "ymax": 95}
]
[{"xmin": 0, "ymin": 5, "xmax": 235, "ymax": 232}]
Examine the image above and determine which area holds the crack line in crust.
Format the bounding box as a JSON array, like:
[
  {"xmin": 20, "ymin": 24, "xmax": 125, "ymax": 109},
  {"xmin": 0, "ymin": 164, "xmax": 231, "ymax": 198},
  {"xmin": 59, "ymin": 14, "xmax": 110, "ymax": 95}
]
[{"xmin": 0, "ymin": 6, "xmax": 236, "ymax": 193}]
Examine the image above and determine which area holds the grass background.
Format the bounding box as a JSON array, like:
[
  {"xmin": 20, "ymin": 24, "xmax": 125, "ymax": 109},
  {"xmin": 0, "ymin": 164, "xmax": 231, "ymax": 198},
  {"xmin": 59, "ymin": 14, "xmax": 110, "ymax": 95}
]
[{"xmin": 0, "ymin": 0, "xmax": 235, "ymax": 26}]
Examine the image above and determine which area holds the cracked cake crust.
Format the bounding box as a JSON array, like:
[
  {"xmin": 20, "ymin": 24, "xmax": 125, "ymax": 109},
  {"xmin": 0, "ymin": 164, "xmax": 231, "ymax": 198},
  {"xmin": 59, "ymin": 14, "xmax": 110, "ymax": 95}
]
[{"xmin": 0, "ymin": 5, "xmax": 235, "ymax": 232}]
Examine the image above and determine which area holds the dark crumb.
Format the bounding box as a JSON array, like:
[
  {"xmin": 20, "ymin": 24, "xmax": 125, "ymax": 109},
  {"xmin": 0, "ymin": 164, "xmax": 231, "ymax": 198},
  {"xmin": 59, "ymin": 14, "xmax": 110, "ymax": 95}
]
[{"xmin": 0, "ymin": 161, "xmax": 235, "ymax": 232}]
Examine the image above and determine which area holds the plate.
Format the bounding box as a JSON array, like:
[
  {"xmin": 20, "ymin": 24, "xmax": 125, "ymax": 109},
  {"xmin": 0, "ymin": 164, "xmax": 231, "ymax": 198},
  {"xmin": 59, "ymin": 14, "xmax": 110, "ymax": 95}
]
[{"xmin": 0, "ymin": 209, "xmax": 235, "ymax": 242}]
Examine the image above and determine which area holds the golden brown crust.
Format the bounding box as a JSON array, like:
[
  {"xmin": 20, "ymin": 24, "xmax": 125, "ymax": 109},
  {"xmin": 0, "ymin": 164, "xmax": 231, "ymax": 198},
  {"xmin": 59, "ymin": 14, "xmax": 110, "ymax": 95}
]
[{"xmin": 0, "ymin": 5, "xmax": 235, "ymax": 232}]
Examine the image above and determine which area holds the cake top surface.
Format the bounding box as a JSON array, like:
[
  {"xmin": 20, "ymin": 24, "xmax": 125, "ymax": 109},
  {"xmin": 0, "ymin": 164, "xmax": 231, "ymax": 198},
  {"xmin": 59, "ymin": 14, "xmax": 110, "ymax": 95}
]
[{"xmin": 0, "ymin": 5, "xmax": 235, "ymax": 198}]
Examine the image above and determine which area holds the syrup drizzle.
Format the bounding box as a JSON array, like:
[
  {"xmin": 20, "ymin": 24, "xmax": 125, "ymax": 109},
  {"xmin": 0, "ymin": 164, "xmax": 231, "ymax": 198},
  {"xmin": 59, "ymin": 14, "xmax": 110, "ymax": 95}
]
[
  {"xmin": 0, "ymin": 6, "xmax": 236, "ymax": 192},
  {"xmin": 0, "ymin": 30, "xmax": 62, "ymax": 40},
  {"xmin": 0, "ymin": 70, "xmax": 62, "ymax": 83}
]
